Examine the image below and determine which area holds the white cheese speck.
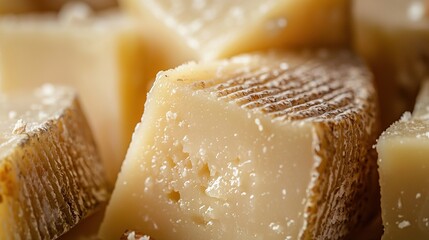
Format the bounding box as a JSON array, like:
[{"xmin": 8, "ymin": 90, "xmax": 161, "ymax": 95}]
[
  {"xmin": 12, "ymin": 119, "xmax": 27, "ymax": 135},
  {"xmin": 254, "ymin": 118, "xmax": 264, "ymax": 131},
  {"xmin": 398, "ymin": 220, "xmax": 411, "ymax": 229}
]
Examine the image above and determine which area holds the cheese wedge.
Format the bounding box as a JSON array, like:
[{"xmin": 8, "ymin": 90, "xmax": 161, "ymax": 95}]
[
  {"xmin": 0, "ymin": 84, "xmax": 108, "ymax": 240},
  {"xmin": 122, "ymin": 0, "xmax": 351, "ymax": 61},
  {"xmin": 354, "ymin": 0, "xmax": 429, "ymax": 127},
  {"xmin": 99, "ymin": 50, "xmax": 380, "ymax": 240},
  {"xmin": 0, "ymin": 5, "xmax": 177, "ymax": 184},
  {"xmin": 377, "ymin": 80, "xmax": 429, "ymax": 239}
]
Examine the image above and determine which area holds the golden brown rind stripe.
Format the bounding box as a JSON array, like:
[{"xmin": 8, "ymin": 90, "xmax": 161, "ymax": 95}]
[{"xmin": 0, "ymin": 97, "xmax": 109, "ymax": 240}]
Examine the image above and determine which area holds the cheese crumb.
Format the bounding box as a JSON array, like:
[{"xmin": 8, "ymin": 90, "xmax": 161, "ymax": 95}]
[
  {"xmin": 12, "ymin": 119, "xmax": 27, "ymax": 135},
  {"xmin": 398, "ymin": 220, "xmax": 411, "ymax": 229},
  {"xmin": 254, "ymin": 118, "xmax": 264, "ymax": 131}
]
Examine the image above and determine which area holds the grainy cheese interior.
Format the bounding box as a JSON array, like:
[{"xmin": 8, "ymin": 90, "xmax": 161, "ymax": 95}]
[{"xmin": 100, "ymin": 50, "xmax": 379, "ymax": 240}]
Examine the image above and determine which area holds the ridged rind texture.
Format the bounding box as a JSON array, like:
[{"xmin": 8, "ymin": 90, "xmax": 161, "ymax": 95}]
[
  {"xmin": 192, "ymin": 50, "xmax": 380, "ymax": 239},
  {"xmin": 0, "ymin": 97, "xmax": 108, "ymax": 240}
]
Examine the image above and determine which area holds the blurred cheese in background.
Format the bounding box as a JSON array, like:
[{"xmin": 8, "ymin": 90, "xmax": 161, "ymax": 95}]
[
  {"xmin": 0, "ymin": 3, "xmax": 179, "ymax": 184},
  {"xmin": 36, "ymin": 0, "xmax": 117, "ymax": 12},
  {"xmin": 377, "ymin": 80, "xmax": 429, "ymax": 240},
  {"xmin": 354, "ymin": 0, "xmax": 429, "ymax": 128},
  {"xmin": 121, "ymin": 0, "xmax": 351, "ymax": 61},
  {"xmin": 0, "ymin": 0, "xmax": 117, "ymax": 14},
  {"xmin": 0, "ymin": 0, "xmax": 39, "ymax": 14}
]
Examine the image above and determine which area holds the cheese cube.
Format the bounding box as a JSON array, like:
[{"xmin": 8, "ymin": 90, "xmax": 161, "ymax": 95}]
[
  {"xmin": 377, "ymin": 80, "xmax": 429, "ymax": 239},
  {"xmin": 354, "ymin": 0, "xmax": 429, "ymax": 126},
  {"xmin": 0, "ymin": 84, "xmax": 108, "ymax": 240},
  {"xmin": 122, "ymin": 0, "xmax": 350, "ymax": 61},
  {"xmin": 99, "ymin": 50, "xmax": 380, "ymax": 240},
  {"xmin": 0, "ymin": 6, "xmax": 177, "ymax": 184}
]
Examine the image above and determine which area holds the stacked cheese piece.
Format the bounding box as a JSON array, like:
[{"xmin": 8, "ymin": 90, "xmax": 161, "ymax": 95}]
[
  {"xmin": 123, "ymin": 0, "xmax": 351, "ymax": 61},
  {"xmin": 0, "ymin": 3, "xmax": 181, "ymax": 184},
  {"xmin": 100, "ymin": 50, "xmax": 380, "ymax": 240},
  {"xmin": 354, "ymin": 0, "xmax": 429, "ymax": 127},
  {"xmin": 0, "ymin": 85, "xmax": 108, "ymax": 239},
  {"xmin": 377, "ymin": 80, "xmax": 429, "ymax": 239}
]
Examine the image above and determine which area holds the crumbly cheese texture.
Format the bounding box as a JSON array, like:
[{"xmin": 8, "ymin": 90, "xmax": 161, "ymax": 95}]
[
  {"xmin": 354, "ymin": 0, "xmax": 429, "ymax": 126},
  {"xmin": 100, "ymin": 50, "xmax": 379, "ymax": 240},
  {"xmin": 0, "ymin": 85, "xmax": 108, "ymax": 240},
  {"xmin": 377, "ymin": 81, "xmax": 429, "ymax": 240},
  {"xmin": 122, "ymin": 0, "xmax": 350, "ymax": 61},
  {"xmin": 0, "ymin": 7, "xmax": 176, "ymax": 184}
]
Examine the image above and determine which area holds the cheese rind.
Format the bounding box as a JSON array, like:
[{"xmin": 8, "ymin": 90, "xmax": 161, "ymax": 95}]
[
  {"xmin": 0, "ymin": 85, "xmax": 108, "ymax": 240},
  {"xmin": 377, "ymin": 81, "xmax": 429, "ymax": 239},
  {"xmin": 122, "ymin": 0, "xmax": 350, "ymax": 61},
  {"xmin": 100, "ymin": 50, "xmax": 379, "ymax": 240}
]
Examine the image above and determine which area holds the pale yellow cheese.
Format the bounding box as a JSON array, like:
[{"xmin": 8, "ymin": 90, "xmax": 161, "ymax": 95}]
[
  {"xmin": 354, "ymin": 0, "xmax": 429, "ymax": 127},
  {"xmin": 0, "ymin": 84, "xmax": 108, "ymax": 240},
  {"xmin": 99, "ymin": 50, "xmax": 379, "ymax": 240},
  {"xmin": 377, "ymin": 80, "xmax": 429, "ymax": 240},
  {"xmin": 122, "ymin": 0, "xmax": 350, "ymax": 61},
  {"xmin": 0, "ymin": 5, "xmax": 178, "ymax": 184}
]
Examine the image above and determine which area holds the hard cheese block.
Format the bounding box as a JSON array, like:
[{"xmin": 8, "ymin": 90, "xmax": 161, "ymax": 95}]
[
  {"xmin": 0, "ymin": 6, "xmax": 175, "ymax": 184},
  {"xmin": 122, "ymin": 0, "xmax": 350, "ymax": 61},
  {"xmin": 0, "ymin": 85, "xmax": 108, "ymax": 240},
  {"xmin": 100, "ymin": 50, "xmax": 380, "ymax": 240},
  {"xmin": 377, "ymin": 80, "xmax": 429, "ymax": 239},
  {"xmin": 354, "ymin": 0, "xmax": 429, "ymax": 127}
]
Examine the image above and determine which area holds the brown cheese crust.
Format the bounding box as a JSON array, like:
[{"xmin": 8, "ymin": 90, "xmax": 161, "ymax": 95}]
[
  {"xmin": 191, "ymin": 50, "xmax": 380, "ymax": 239},
  {"xmin": 0, "ymin": 87, "xmax": 109, "ymax": 240}
]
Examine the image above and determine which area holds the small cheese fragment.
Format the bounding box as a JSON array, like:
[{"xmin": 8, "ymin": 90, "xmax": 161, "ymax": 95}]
[
  {"xmin": 354, "ymin": 0, "xmax": 429, "ymax": 127},
  {"xmin": 0, "ymin": 6, "xmax": 177, "ymax": 184},
  {"xmin": 100, "ymin": 50, "xmax": 380, "ymax": 240},
  {"xmin": 0, "ymin": 85, "xmax": 108, "ymax": 240},
  {"xmin": 377, "ymin": 80, "xmax": 429, "ymax": 240},
  {"xmin": 122, "ymin": 0, "xmax": 350, "ymax": 61},
  {"xmin": 120, "ymin": 231, "xmax": 152, "ymax": 240}
]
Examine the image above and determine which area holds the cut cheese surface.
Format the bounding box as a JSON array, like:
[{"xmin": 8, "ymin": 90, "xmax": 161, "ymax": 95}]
[
  {"xmin": 0, "ymin": 85, "xmax": 108, "ymax": 240},
  {"xmin": 354, "ymin": 0, "xmax": 429, "ymax": 127},
  {"xmin": 377, "ymin": 80, "xmax": 429, "ymax": 240},
  {"xmin": 100, "ymin": 50, "xmax": 379, "ymax": 240},
  {"xmin": 0, "ymin": 5, "xmax": 176, "ymax": 184},
  {"xmin": 122, "ymin": 0, "xmax": 350, "ymax": 61}
]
